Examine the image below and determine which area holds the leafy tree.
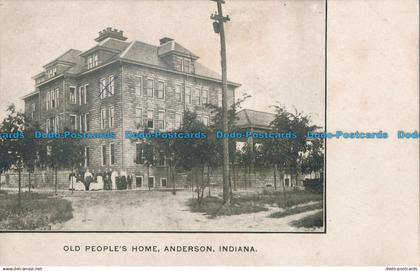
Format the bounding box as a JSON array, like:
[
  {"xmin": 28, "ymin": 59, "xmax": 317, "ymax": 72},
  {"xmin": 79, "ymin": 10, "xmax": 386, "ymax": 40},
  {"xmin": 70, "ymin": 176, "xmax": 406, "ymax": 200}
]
[
  {"xmin": 205, "ymin": 93, "xmax": 250, "ymax": 203},
  {"xmin": 261, "ymin": 105, "xmax": 321, "ymax": 205},
  {"xmin": 300, "ymin": 137, "xmax": 324, "ymax": 178},
  {"xmin": 0, "ymin": 105, "xmax": 26, "ymax": 201},
  {"xmin": 172, "ymin": 111, "xmax": 212, "ymax": 202},
  {"xmin": 38, "ymin": 129, "xmax": 84, "ymax": 193}
]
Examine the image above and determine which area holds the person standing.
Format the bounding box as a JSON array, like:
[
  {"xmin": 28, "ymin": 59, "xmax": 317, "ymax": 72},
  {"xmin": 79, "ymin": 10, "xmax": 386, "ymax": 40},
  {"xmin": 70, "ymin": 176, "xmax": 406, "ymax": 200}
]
[
  {"xmin": 84, "ymin": 169, "xmax": 93, "ymax": 191},
  {"xmin": 111, "ymin": 170, "xmax": 118, "ymax": 190},
  {"xmin": 68, "ymin": 172, "xmax": 76, "ymax": 191},
  {"xmin": 127, "ymin": 174, "xmax": 133, "ymax": 190}
]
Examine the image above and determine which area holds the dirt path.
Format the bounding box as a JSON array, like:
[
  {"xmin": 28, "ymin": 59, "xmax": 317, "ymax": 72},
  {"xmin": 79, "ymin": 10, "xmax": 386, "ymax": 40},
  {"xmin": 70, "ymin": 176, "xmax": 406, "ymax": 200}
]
[{"xmin": 52, "ymin": 190, "xmax": 323, "ymax": 232}]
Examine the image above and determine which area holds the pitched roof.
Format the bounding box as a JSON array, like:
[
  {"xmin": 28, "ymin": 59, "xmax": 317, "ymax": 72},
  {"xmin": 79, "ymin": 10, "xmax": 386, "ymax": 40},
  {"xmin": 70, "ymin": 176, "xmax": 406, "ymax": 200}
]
[
  {"xmin": 43, "ymin": 49, "xmax": 83, "ymax": 68},
  {"xmin": 100, "ymin": 38, "xmax": 130, "ymax": 51},
  {"xmin": 120, "ymin": 40, "xmax": 237, "ymax": 84},
  {"xmin": 236, "ymin": 109, "xmax": 275, "ymax": 130},
  {"xmin": 35, "ymin": 38, "xmax": 240, "ymax": 87}
]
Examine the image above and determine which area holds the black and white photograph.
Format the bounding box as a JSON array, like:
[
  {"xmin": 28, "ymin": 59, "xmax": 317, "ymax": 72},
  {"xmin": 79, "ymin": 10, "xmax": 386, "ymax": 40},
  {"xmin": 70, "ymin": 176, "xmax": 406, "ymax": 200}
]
[{"xmin": 1, "ymin": 0, "xmax": 325, "ymax": 232}]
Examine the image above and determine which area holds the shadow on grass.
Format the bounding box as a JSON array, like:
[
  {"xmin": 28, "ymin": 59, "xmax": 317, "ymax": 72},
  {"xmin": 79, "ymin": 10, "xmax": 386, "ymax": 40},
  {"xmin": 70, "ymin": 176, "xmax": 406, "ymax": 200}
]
[
  {"xmin": 0, "ymin": 191, "xmax": 73, "ymax": 230},
  {"xmin": 290, "ymin": 210, "xmax": 323, "ymax": 228},
  {"xmin": 187, "ymin": 196, "xmax": 268, "ymax": 218},
  {"xmin": 187, "ymin": 190, "xmax": 323, "ymax": 218},
  {"xmin": 269, "ymin": 201, "xmax": 323, "ymax": 218}
]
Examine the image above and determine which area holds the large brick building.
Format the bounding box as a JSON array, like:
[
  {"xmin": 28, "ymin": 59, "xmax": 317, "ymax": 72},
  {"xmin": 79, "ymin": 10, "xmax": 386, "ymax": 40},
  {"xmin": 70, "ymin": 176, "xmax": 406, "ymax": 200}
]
[{"xmin": 23, "ymin": 27, "xmax": 240, "ymax": 189}]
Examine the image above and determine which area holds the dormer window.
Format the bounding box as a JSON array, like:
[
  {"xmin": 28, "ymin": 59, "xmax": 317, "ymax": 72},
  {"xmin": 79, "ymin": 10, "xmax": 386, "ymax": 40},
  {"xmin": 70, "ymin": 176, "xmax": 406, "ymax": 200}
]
[
  {"xmin": 88, "ymin": 54, "xmax": 98, "ymax": 69},
  {"xmin": 174, "ymin": 56, "xmax": 193, "ymax": 73},
  {"xmin": 46, "ymin": 67, "xmax": 57, "ymax": 79},
  {"xmin": 183, "ymin": 59, "xmax": 191, "ymax": 73}
]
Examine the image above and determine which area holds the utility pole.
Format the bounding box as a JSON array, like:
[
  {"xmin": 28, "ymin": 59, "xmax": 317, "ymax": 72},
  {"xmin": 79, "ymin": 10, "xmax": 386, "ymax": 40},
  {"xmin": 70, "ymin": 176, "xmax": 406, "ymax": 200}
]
[{"xmin": 211, "ymin": 0, "xmax": 231, "ymax": 204}]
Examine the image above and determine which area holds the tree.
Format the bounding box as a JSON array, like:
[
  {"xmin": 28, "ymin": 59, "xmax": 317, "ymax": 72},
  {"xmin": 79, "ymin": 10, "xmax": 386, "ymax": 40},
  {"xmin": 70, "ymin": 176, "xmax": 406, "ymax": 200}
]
[
  {"xmin": 172, "ymin": 111, "xmax": 212, "ymax": 203},
  {"xmin": 38, "ymin": 130, "xmax": 84, "ymax": 193},
  {"xmin": 20, "ymin": 120, "xmax": 42, "ymax": 193},
  {"xmin": 0, "ymin": 105, "xmax": 26, "ymax": 201},
  {"xmin": 206, "ymin": 93, "xmax": 250, "ymax": 202},
  {"xmin": 300, "ymin": 137, "xmax": 324, "ymax": 179},
  {"xmin": 262, "ymin": 105, "xmax": 321, "ymax": 204}
]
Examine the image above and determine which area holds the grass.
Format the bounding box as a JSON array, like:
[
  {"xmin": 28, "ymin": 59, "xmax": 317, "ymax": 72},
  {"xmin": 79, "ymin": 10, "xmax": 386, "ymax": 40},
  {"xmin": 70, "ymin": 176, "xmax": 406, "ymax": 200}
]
[
  {"xmin": 0, "ymin": 191, "xmax": 73, "ymax": 230},
  {"xmin": 187, "ymin": 196, "xmax": 268, "ymax": 218},
  {"xmin": 269, "ymin": 201, "xmax": 323, "ymax": 218},
  {"xmin": 290, "ymin": 210, "xmax": 323, "ymax": 228},
  {"xmin": 187, "ymin": 190, "xmax": 323, "ymax": 218}
]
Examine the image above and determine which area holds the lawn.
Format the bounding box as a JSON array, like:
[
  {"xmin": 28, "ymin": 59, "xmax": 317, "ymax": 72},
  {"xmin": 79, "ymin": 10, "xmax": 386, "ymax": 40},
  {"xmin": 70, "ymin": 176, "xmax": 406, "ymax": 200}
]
[
  {"xmin": 290, "ymin": 210, "xmax": 323, "ymax": 228},
  {"xmin": 187, "ymin": 196, "xmax": 268, "ymax": 218},
  {"xmin": 270, "ymin": 201, "xmax": 323, "ymax": 218},
  {"xmin": 0, "ymin": 191, "xmax": 73, "ymax": 230},
  {"xmin": 188, "ymin": 189, "xmax": 323, "ymax": 218}
]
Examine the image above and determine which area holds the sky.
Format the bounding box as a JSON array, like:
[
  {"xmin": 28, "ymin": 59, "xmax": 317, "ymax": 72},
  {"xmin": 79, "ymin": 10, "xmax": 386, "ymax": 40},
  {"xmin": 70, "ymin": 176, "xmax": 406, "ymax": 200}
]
[{"xmin": 0, "ymin": 0, "xmax": 325, "ymax": 126}]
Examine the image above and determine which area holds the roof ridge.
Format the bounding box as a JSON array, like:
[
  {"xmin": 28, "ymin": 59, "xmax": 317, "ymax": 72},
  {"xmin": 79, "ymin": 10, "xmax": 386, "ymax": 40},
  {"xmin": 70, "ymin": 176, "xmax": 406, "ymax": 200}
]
[
  {"xmin": 43, "ymin": 48, "xmax": 82, "ymax": 67},
  {"xmin": 243, "ymin": 108, "xmax": 275, "ymax": 115}
]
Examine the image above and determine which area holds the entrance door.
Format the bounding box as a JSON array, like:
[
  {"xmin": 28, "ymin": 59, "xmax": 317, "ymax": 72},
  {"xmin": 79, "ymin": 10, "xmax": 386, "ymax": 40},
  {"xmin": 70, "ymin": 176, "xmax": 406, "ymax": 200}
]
[
  {"xmin": 148, "ymin": 176, "xmax": 155, "ymax": 188},
  {"xmin": 285, "ymin": 178, "xmax": 290, "ymax": 187},
  {"xmin": 135, "ymin": 176, "xmax": 143, "ymax": 188}
]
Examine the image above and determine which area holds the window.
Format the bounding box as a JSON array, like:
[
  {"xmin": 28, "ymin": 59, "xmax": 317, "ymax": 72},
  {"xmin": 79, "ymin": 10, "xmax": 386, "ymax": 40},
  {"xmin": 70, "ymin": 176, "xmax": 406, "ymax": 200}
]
[
  {"xmin": 79, "ymin": 85, "xmax": 87, "ymax": 105},
  {"xmin": 175, "ymin": 57, "xmax": 183, "ymax": 71},
  {"xmin": 93, "ymin": 55, "xmax": 98, "ymax": 67},
  {"xmin": 84, "ymin": 147, "xmax": 90, "ymax": 167},
  {"xmin": 202, "ymin": 89, "xmax": 208, "ymax": 105},
  {"xmin": 46, "ymin": 119, "xmax": 50, "ymax": 133},
  {"xmin": 135, "ymin": 108, "xmax": 142, "ymax": 127},
  {"xmin": 175, "ymin": 84, "xmax": 182, "ymax": 102},
  {"xmin": 185, "ymin": 86, "xmax": 191, "ymax": 104},
  {"xmin": 47, "ymin": 67, "xmax": 57, "ymax": 79},
  {"xmin": 108, "ymin": 75, "xmax": 114, "ymax": 96},
  {"xmin": 157, "ymin": 111, "xmax": 165, "ymax": 130},
  {"xmin": 101, "ymin": 108, "xmax": 106, "ymax": 129},
  {"xmin": 145, "ymin": 110, "xmax": 154, "ymax": 129},
  {"xmin": 31, "ymin": 104, "xmax": 36, "ymax": 119},
  {"xmin": 69, "ymin": 87, "xmax": 76, "ymax": 104},
  {"xmin": 156, "ymin": 81, "xmax": 165, "ymax": 99},
  {"xmin": 217, "ymin": 90, "xmax": 222, "ymax": 107},
  {"xmin": 109, "ymin": 107, "xmax": 115, "ymax": 128},
  {"xmin": 46, "ymin": 91, "xmax": 50, "ymax": 110},
  {"xmin": 183, "ymin": 59, "xmax": 191, "ymax": 73},
  {"xmin": 100, "ymin": 78, "xmax": 107, "ymax": 99},
  {"xmin": 80, "ymin": 114, "xmax": 85, "ymax": 132},
  {"xmin": 194, "ymin": 88, "xmax": 201, "ymax": 105},
  {"xmin": 70, "ymin": 115, "xmax": 77, "ymax": 130},
  {"xmin": 158, "ymin": 151, "xmax": 165, "ymax": 166},
  {"xmin": 160, "ymin": 178, "xmax": 167, "ymax": 187},
  {"xmin": 203, "ymin": 116, "xmax": 209, "ymax": 126},
  {"xmin": 101, "ymin": 145, "xmax": 107, "ymax": 166},
  {"xmin": 51, "ymin": 116, "xmax": 59, "ymax": 133},
  {"xmin": 54, "ymin": 88, "xmax": 59, "ymax": 108},
  {"xmin": 145, "ymin": 79, "xmax": 154, "ymax": 97},
  {"xmin": 88, "ymin": 54, "xmax": 98, "ymax": 69},
  {"xmin": 136, "ymin": 176, "xmax": 143, "ymax": 187},
  {"xmin": 135, "ymin": 143, "xmax": 144, "ymax": 164},
  {"xmin": 55, "ymin": 116, "xmax": 60, "ymax": 132},
  {"xmin": 135, "ymin": 76, "xmax": 142, "ymax": 96},
  {"xmin": 80, "ymin": 114, "xmax": 89, "ymax": 132},
  {"xmin": 85, "ymin": 113, "xmax": 90, "ymax": 131},
  {"xmin": 175, "ymin": 113, "xmax": 182, "ymax": 129},
  {"xmin": 110, "ymin": 143, "xmax": 115, "ymax": 165},
  {"xmin": 51, "ymin": 90, "xmax": 55, "ymax": 108}
]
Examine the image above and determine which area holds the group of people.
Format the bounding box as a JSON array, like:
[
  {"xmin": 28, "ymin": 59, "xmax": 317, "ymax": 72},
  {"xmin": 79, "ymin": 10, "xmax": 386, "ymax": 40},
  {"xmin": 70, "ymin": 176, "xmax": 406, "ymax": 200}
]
[{"xmin": 68, "ymin": 169, "xmax": 134, "ymax": 191}]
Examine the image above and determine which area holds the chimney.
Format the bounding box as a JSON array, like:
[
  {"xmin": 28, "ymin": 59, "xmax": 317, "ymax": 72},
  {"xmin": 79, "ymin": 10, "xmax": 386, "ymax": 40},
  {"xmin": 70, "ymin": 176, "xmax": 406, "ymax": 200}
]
[
  {"xmin": 95, "ymin": 27, "xmax": 128, "ymax": 42},
  {"xmin": 159, "ymin": 37, "xmax": 174, "ymax": 45}
]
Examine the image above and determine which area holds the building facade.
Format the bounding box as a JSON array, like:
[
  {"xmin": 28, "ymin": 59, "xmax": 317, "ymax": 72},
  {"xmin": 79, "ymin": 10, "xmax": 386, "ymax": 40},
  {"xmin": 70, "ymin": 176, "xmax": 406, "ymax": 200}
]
[{"xmin": 23, "ymin": 27, "xmax": 240, "ymax": 189}]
